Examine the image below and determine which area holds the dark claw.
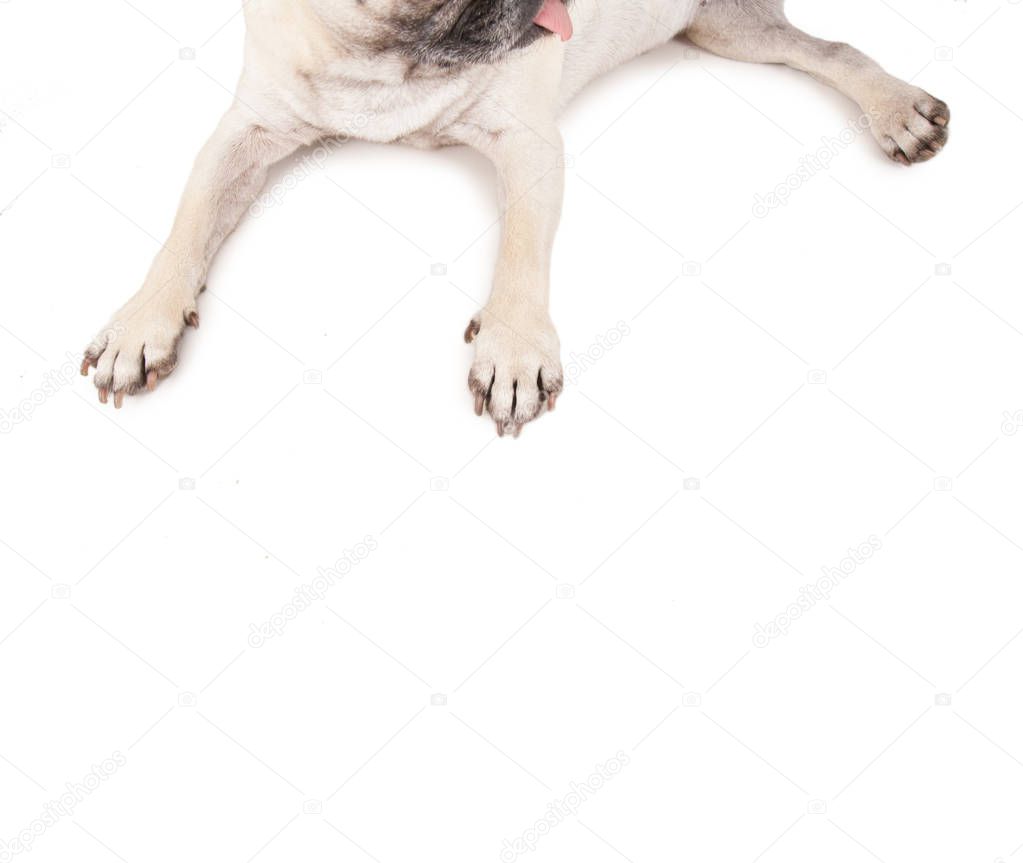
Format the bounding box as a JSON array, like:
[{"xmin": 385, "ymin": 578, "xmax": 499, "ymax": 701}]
[{"xmin": 464, "ymin": 318, "xmax": 481, "ymax": 344}]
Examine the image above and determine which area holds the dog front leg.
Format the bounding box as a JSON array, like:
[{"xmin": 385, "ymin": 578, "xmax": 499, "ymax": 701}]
[
  {"xmin": 686, "ymin": 1, "xmax": 950, "ymax": 165},
  {"xmin": 82, "ymin": 104, "xmax": 311, "ymax": 406},
  {"xmin": 465, "ymin": 125, "xmax": 566, "ymax": 437}
]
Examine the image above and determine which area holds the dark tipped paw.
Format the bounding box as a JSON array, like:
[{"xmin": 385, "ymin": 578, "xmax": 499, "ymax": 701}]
[
  {"xmin": 874, "ymin": 90, "xmax": 950, "ymax": 165},
  {"xmin": 82, "ymin": 304, "xmax": 198, "ymax": 408},
  {"xmin": 465, "ymin": 311, "xmax": 562, "ymax": 437}
]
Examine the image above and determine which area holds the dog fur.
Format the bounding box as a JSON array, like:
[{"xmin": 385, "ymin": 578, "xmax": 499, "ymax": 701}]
[{"xmin": 81, "ymin": 0, "xmax": 949, "ymax": 435}]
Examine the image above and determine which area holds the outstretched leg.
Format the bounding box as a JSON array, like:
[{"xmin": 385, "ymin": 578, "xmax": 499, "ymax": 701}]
[
  {"xmin": 686, "ymin": 0, "xmax": 949, "ymax": 164},
  {"xmin": 457, "ymin": 44, "xmax": 567, "ymax": 438},
  {"xmin": 82, "ymin": 102, "xmax": 314, "ymax": 406},
  {"xmin": 461, "ymin": 121, "xmax": 565, "ymax": 438}
]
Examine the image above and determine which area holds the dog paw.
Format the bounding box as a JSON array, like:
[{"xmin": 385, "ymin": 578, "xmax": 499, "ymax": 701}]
[
  {"xmin": 465, "ymin": 308, "xmax": 563, "ymax": 438},
  {"xmin": 81, "ymin": 295, "xmax": 199, "ymax": 408},
  {"xmin": 870, "ymin": 86, "xmax": 950, "ymax": 165}
]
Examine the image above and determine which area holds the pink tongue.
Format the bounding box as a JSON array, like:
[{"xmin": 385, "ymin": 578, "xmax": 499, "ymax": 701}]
[{"xmin": 533, "ymin": 0, "xmax": 573, "ymax": 41}]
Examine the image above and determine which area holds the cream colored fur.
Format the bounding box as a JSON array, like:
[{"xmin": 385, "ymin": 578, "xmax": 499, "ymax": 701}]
[{"xmin": 82, "ymin": 0, "xmax": 949, "ymax": 433}]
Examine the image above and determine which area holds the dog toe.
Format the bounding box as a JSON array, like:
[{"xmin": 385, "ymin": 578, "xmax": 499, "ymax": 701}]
[
  {"xmin": 84, "ymin": 301, "xmax": 189, "ymax": 408},
  {"xmin": 465, "ymin": 311, "xmax": 562, "ymax": 438},
  {"xmin": 872, "ymin": 86, "xmax": 950, "ymax": 165}
]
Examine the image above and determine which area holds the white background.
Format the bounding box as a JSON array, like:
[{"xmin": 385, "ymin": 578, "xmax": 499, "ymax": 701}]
[{"xmin": 2, "ymin": 1, "xmax": 1022, "ymax": 861}]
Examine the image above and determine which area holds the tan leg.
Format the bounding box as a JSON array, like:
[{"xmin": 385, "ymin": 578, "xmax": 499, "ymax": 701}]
[
  {"xmin": 456, "ymin": 43, "xmax": 568, "ymax": 438},
  {"xmin": 463, "ymin": 123, "xmax": 566, "ymax": 437},
  {"xmin": 83, "ymin": 105, "xmax": 312, "ymax": 405},
  {"xmin": 686, "ymin": 1, "xmax": 950, "ymax": 164}
]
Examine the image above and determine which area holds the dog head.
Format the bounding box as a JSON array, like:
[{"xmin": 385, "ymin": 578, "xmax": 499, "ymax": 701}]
[{"xmin": 340, "ymin": 0, "xmax": 559, "ymax": 66}]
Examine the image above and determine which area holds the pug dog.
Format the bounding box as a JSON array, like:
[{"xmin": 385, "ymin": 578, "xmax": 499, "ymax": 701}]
[{"xmin": 81, "ymin": 0, "xmax": 949, "ymax": 436}]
